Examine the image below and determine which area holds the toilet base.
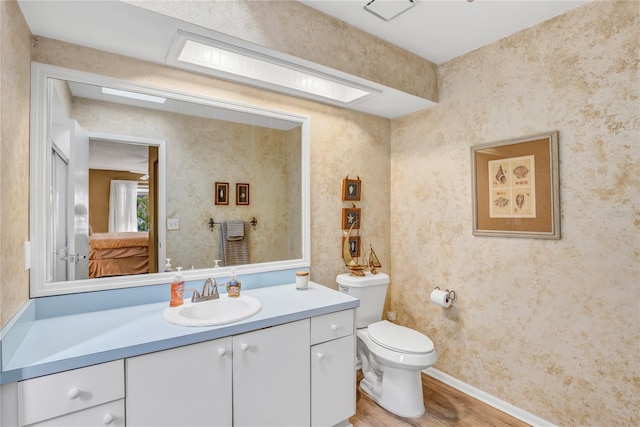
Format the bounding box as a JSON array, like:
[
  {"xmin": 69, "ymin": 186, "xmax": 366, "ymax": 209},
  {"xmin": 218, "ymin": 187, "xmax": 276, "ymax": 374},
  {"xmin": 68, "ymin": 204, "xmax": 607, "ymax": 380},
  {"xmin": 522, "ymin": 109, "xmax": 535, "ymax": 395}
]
[{"xmin": 359, "ymin": 366, "xmax": 425, "ymax": 418}]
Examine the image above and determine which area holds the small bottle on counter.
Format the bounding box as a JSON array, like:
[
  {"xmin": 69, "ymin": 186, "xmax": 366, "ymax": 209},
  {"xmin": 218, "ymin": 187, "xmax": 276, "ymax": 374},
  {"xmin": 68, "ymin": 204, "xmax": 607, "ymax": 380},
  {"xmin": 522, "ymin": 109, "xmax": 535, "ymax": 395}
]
[
  {"xmin": 226, "ymin": 270, "xmax": 241, "ymax": 297},
  {"xmin": 169, "ymin": 267, "xmax": 185, "ymax": 307},
  {"xmin": 296, "ymin": 271, "xmax": 309, "ymax": 290}
]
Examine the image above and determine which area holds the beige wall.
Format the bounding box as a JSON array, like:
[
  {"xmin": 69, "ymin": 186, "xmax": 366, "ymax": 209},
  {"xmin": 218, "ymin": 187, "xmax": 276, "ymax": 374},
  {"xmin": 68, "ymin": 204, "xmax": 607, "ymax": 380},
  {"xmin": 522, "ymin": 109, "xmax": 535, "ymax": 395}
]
[
  {"xmin": 0, "ymin": 0, "xmax": 31, "ymax": 327},
  {"xmin": 389, "ymin": 2, "xmax": 639, "ymax": 425}
]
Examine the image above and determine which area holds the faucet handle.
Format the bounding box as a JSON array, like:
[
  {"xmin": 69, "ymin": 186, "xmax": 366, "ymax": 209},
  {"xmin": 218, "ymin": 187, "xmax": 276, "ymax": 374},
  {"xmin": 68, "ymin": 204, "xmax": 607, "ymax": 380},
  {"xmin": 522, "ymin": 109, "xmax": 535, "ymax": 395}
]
[
  {"xmin": 209, "ymin": 278, "xmax": 220, "ymax": 299},
  {"xmin": 185, "ymin": 288, "xmax": 201, "ymax": 303}
]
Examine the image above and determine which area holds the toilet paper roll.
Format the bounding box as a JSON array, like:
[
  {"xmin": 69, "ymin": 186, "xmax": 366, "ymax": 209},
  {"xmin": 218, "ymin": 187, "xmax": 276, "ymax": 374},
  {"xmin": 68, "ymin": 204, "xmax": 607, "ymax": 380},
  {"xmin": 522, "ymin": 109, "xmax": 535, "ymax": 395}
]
[{"xmin": 430, "ymin": 289, "xmax": 452, "ymax": 308}]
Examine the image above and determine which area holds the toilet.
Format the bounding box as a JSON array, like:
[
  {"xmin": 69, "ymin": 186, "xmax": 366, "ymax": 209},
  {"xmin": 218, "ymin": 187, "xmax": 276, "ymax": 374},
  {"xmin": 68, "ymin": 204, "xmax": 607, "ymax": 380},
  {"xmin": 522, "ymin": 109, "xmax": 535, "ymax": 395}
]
[{"xmin": 337, "ymin": 272, "xmax": 436, "ymax": 418}]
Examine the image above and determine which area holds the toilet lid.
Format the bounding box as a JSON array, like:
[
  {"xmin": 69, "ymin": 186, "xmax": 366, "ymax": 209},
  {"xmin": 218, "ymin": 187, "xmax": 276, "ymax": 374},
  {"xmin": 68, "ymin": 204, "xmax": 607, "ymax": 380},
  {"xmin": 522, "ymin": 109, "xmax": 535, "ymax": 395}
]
[{"xmin": 367, "ymin": 321, "xmax": 434, "ymax": 354}]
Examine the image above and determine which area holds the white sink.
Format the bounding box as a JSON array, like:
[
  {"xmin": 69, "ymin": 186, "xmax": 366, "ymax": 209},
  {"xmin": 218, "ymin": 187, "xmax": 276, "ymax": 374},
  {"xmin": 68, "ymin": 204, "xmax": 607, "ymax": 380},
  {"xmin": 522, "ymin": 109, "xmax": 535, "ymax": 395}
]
[{"xmin": 163, "ymin": 294, "xmax": 261, "ymax": 327}]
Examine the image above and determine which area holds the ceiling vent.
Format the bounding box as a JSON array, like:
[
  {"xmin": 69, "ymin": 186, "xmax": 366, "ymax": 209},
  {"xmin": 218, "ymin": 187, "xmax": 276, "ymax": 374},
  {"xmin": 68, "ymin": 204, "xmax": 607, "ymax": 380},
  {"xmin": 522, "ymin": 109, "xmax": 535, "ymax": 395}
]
[{"xmin": 364, "ymin": 0, "xmax": 415, "ymax": 22}]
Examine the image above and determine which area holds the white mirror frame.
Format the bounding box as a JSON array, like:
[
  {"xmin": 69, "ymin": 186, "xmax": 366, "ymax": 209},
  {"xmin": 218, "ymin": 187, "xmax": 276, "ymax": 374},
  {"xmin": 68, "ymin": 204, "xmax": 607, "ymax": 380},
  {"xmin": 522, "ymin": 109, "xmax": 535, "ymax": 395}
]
[{"xmin": 30, "ymin": 63, "xmax": 311, "ymax": 297}]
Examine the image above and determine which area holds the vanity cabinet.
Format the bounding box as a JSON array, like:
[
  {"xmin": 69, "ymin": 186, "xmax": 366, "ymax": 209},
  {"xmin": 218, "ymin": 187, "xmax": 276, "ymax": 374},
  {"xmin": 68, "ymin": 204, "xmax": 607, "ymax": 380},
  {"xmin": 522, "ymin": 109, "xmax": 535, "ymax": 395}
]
[
  {"xmin": 233, "ymin": 319, "xmax": 310, "ymax": 427},
  {"xmin": 17, "ymin": 360, "xmax": 124, "ymax": 427},
  {"xmin": 310, "ymin": 310, "xmax": 356, "ymax": 427},
  {"xmin": 126, "ymin": 337, "xmax": 233, "ymax": 427},
  {"xmin": 12, "ymin": 309, "xmax": 356, "ymax": 427}
]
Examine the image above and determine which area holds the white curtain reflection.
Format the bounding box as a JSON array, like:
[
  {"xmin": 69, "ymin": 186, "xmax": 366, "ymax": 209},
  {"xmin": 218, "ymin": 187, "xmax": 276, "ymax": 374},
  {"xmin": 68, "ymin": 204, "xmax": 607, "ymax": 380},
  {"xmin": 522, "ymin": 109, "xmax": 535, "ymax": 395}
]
[{"xmin": 108, "ymin": 180, "xmax": 139, "ymax": 232}]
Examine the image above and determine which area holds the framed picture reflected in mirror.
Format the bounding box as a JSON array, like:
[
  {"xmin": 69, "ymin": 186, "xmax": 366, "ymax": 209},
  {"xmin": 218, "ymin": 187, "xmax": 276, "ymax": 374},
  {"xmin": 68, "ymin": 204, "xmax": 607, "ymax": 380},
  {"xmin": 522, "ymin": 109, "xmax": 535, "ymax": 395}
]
[{"xmin": 215, "ymin": 182, "xmax": 229, "ymax": 205}]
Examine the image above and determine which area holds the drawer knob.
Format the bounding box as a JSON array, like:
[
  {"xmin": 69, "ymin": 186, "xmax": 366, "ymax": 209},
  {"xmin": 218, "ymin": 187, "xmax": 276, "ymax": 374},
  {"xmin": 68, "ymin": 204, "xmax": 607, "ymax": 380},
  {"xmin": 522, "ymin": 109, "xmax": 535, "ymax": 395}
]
[
  {"xmin": 330, "ymin": 324, "xmax": 338, "ymax": 331},
  {"xmin": 102, "ymin": 413, "xmax": 115, "ymax": 425},
  {"xmin": 241, "ymin": 343, "xmax": 249, "ymax": 352},
  {"xmin": 67, "ymin": 388, "xmax": 80, "ymax": 400},
  {"xmin": 218, "ymin": 348, "xmax": 227, "ymax": 356},
  {"xmin": 317, "ymin": 352, "xmax": 324, "ymax": 360}
]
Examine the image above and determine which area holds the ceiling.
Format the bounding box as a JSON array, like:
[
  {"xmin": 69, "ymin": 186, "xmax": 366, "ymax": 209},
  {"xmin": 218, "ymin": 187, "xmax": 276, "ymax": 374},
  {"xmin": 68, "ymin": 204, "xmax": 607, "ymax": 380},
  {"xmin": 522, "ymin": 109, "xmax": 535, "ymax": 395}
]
[
  {"xmin": 18, "ymin": 1, "xmax": 589, "ymax": 118},
  {"xmin": 301, "ymin": 0, "xmax": 590, "ymax": 65}
]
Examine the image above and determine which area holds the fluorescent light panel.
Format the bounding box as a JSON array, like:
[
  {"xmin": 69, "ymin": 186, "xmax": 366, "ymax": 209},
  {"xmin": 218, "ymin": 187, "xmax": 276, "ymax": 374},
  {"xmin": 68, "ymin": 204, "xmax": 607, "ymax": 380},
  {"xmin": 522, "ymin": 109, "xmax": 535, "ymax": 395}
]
[
  {"xmin": 102, "ymin": 87, "xmax": 166, "ymax": 104},
  {"xmin": 175, "ymin": 38, "xmax": 374, "ymax": 104}
]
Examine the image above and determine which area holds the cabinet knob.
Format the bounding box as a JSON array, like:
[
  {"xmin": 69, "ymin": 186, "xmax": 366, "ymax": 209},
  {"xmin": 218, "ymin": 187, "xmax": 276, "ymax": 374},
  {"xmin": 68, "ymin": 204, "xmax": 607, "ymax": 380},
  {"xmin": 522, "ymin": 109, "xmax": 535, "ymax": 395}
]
[
  {"xmin": 67, "ymin": 388, "xmax": 80, "ymax": 399},
  {"xmin": 330, "ymin": 324, "xmax": 338, "ymax": 331},
  {"xmin": 241, "ymin": 343, "xmax": 249, "ymax": 352},
  {"xmin": 218, "ymin": 348, "xmax": 227, "ymax": 356},
  {"xmin": 102, "ymin": 413, "xmax": 115, "ymax": 425},
  {"xmin": 317, "ymin": 352, "xmax": 324, "ymax": 360}
]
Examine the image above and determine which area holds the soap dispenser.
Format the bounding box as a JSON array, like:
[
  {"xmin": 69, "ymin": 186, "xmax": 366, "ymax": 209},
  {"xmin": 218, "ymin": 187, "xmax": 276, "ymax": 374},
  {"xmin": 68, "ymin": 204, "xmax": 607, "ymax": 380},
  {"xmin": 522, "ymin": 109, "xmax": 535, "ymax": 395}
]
[
  {"xmin": 163, "ymin": 258, "xmax": 173, "ymax": 272},
  {"xmin": 226, "ymin": 269, "xmax": 241, "ymax": 297},
  {"xmin": 169, "ymin": 267, "xmax": 185, "ymax": 307}
]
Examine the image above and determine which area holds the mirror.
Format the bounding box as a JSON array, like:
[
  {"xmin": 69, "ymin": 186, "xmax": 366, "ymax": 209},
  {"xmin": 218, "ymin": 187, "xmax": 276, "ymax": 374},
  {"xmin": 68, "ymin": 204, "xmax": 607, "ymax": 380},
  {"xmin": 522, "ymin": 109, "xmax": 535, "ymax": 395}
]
[{"xmin": 31, "ymin": 63, "xmax": 310, "ymax": 297}]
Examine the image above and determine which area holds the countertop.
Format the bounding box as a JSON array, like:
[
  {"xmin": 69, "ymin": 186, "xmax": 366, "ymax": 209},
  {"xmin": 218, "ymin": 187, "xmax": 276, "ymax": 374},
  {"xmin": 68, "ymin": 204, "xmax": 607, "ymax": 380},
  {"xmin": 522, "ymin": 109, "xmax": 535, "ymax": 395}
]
[{"xmin": 1, "ymin": 282, "xmax": 359, "ymax": 383}]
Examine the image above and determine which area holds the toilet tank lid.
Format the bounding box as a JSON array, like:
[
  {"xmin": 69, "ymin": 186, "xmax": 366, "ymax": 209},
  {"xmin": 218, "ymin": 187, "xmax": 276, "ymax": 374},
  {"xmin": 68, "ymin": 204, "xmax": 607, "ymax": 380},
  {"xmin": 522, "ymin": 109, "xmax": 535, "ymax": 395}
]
[{"xmin": 336, "ymin": 272, "xmax": 389, "ymax": 287}]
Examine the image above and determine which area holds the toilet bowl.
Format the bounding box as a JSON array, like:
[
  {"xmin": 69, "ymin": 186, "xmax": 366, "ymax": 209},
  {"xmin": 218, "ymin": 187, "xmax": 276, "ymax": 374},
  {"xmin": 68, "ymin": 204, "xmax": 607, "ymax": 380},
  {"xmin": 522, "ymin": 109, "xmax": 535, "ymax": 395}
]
[
  {"xmin": 337, "ymin": 272, "xmax": 438, "ymax": 418},
  {"xmin": 357, "ymin": 321, "xmax": 436, "ymax": 418}
]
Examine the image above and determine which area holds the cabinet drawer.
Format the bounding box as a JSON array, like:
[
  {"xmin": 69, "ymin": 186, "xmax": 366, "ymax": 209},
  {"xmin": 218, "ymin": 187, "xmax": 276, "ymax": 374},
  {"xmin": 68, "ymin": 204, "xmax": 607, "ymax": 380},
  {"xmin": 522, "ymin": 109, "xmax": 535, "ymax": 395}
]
[
  {"xmin": 311, "ymin": 309, "xmax": 354, "ymax": 344},
  {"xmin": 25, "ymin": 399, "xmax": 124, "ymax": 427},
  {"xmin": 18, "ymin": 360, "xmax": 124, "ymax": 426}
]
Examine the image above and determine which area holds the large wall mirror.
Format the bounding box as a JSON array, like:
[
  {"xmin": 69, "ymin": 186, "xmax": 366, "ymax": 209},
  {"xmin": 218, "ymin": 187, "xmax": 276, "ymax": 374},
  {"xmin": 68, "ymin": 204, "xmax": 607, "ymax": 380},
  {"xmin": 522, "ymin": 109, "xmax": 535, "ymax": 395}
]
[{"xmin": 30, "ymin": 63, "xmax": 310, "ymax": 297}]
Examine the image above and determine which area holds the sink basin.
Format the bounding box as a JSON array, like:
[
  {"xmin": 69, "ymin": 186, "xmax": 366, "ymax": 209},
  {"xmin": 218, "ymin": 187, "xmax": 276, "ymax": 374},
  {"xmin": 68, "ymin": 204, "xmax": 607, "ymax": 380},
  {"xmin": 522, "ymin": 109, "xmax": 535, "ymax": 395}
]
[{"xmin": 163, "ymin": 294, "xmax": 261, "ymax": 327}]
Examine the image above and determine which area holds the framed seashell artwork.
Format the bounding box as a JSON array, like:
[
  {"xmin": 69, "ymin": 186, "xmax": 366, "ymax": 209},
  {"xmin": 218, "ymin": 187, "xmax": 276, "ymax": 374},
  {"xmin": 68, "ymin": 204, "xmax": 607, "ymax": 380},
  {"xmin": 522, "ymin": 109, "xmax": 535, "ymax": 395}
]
[
  {"xmin": 471, "ymin": 131, "xmax": 560, "ymax": 239},
  {"xmin": 342, "ymin": 207, "xmax": 361, "ymax": 230},
  {"xmin": 215, "ymin": 182, "xmax": 229, "ymax": 205},
  {"xmin": 342, "ymin": 177, "xmax": 361, "ymax": 201},
  {"xmin": 236, "ymin": 183, "xmax": 250, "ymax": 205},
  {"xmin": 342, "ymin": 234, "xmax": 361, "ymax": 257}
]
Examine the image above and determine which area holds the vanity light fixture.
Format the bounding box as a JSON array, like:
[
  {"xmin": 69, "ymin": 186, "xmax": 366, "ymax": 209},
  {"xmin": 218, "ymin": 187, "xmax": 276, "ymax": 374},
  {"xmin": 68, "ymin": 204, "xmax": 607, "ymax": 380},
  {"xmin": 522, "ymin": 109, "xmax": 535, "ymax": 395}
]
[
  {"xmin": 364, "ymin": 0, "xmax": 416, "ymax": 22},
  {"xmin": 101, "ymin": 87, "xmax": 166, "ymax": 104},
  {"xmin": 167, "ymin": 31, "xmax": 377, "ymax": 106}
]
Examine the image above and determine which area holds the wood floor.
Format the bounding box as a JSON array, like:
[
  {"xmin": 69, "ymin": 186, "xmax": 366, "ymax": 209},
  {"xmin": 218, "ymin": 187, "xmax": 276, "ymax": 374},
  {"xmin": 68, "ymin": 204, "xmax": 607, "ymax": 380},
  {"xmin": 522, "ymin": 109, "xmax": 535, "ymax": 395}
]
[{"xmin": 350, "ymin": 371, "xmax": 530, "ymax": 427}]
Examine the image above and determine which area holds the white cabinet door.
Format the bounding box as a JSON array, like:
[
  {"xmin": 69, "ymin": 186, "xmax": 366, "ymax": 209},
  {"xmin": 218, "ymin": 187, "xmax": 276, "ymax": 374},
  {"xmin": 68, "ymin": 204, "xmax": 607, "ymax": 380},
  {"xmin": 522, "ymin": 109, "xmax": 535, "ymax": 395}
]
[
  {"xmin": 311, "ymin": 335, "xmax": 356, "ymax": 427},
  {"xmin": 126, "ymin": 338, "xmax": 232, "ymax": 427},
  {"xmin": 233, "ymin": 320, "xmax": 310, "ymax": 427}
]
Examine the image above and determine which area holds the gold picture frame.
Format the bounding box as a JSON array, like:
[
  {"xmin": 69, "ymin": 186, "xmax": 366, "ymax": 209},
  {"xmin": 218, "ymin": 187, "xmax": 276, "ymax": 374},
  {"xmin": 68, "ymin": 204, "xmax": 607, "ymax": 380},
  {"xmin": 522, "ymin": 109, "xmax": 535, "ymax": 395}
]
[{"xmin": 471, "ymin": 131, "xmax": 560, "ymax": 239}]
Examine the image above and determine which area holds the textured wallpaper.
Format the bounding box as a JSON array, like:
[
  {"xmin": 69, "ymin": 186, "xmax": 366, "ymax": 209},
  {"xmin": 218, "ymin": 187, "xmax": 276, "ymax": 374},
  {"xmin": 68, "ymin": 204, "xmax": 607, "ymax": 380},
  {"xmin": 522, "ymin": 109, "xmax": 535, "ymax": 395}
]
[
  {"xmin": 72, "ymin": 98, "xmax": 298, "ymax": 270},
  {"xmin": 389, "ymin": 2, "xmax": 639, "ymax": 425},
  {"xmin": 0, "ymin": 0, "xmax": 31, "ymax": 326}
]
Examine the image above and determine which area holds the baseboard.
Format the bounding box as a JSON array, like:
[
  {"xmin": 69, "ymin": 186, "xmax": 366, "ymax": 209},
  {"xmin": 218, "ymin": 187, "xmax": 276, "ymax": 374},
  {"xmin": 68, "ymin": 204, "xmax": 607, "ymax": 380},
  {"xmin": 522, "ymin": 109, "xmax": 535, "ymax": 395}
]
[{"xmin": 423, "ymin": 367, "xmax": 557, "ymax": 427}]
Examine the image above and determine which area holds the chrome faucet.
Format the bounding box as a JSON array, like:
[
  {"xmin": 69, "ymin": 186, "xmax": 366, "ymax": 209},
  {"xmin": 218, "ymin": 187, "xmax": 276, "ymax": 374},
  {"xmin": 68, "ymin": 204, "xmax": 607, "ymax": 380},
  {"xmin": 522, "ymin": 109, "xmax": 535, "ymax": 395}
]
[{"xmin": 189, "ymin": 278, "xmax": 220, "ymax": 303}]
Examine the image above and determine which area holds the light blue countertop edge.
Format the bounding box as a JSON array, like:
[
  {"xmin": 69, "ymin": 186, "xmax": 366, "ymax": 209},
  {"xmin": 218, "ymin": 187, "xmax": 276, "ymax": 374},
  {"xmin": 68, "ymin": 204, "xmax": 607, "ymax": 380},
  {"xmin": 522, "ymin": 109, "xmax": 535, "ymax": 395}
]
[{"xmin": 0, "ymin": 281, "xmax": 359, "ymax": 384}]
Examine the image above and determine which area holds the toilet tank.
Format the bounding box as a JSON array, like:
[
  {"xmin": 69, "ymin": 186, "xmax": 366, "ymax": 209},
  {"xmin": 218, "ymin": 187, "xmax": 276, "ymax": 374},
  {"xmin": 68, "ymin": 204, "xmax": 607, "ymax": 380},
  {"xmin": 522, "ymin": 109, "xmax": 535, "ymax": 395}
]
[{"xmin": 337, "ymin": 272, "xmax": 390, "ymax": 329}]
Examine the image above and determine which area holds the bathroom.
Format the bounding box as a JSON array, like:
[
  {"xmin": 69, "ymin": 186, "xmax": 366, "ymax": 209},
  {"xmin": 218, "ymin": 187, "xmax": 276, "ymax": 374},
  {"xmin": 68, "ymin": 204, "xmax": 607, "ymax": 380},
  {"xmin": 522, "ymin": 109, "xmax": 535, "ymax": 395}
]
[{"xmin": 0, "ymin": 1, "xmax": 638, "ymax": 426}]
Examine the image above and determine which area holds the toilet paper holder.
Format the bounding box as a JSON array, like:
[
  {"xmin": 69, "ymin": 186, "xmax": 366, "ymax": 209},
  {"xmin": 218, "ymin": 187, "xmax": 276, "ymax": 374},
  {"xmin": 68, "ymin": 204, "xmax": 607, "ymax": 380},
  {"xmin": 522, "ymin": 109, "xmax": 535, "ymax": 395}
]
[{"xmin": 434, "ymin": 286, "xmax": 456, "ymax": 303}]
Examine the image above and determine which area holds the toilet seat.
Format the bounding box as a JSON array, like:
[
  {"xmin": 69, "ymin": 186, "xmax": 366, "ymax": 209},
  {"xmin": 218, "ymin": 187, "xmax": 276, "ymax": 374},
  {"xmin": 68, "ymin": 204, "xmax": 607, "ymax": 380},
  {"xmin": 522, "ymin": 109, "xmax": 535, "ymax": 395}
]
[{"xmin": 367, "ymin": 321, "xmax": 434, "ymax": 354}]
